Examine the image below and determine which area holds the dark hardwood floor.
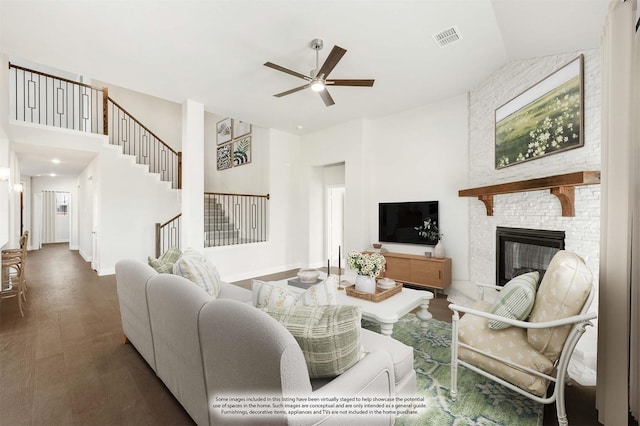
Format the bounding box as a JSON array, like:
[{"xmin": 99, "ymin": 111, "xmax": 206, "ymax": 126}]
[{"xmin": 0, "ymin": 245, "xmax": 600, "ymax": 425}]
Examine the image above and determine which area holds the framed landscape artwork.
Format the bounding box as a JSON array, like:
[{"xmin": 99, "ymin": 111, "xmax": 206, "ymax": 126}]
[
  {"xmin": 216, "ymin": 143, "xmax": 232, "ymax": 170},
  {"xmin": 233, "ymin": 136, "xmax": 251, "ymax": 166},
  {"xmin": 495, "ymin": 55, "xmax": 584, "ymax": 169},
  {"xmin": 216, "ymin": 117, "xmax": 233, "ymax": 145}
]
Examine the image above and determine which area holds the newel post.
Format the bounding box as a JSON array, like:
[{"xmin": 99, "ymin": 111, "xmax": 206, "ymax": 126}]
[
  {"xmin": 102, "ymin": 87, "xmax": 109, "ymax": 136},
  {"xmin": 177, "ymin": 152, "xmax": 182, "ymax": 189}
]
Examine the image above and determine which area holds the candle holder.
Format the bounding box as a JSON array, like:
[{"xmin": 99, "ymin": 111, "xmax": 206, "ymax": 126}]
[{"xmin": 337, "ymin": 267, "xmax": 345, "ymax": 291}]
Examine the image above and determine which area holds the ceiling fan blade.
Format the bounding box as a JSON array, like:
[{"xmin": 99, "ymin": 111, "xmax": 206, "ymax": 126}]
[
  {"xmin": 264, "ymin": 62, "xmax": 311, "ymax": 81},
  {"xmin": 318, "ymin": 89, "xmax": 335, "ymax": 107},
  {"xmin": 327, "ymin": 79, "xmax": 375, "ymax": 87},
  {"xmin": 274, "ymin": 84, "xmax": 310, "ymax": 97},
  {"xmin": 317, "ymin": 46, "xmax": 347, "ymax": 78}
]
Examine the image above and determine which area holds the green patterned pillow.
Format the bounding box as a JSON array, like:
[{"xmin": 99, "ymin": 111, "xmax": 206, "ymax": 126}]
[
  {"xmin": 262, "ymin": 304, "xmax": 362, "ymax": 378},
  {"xmin": 489, "ymin": 271, "xmax": 540, "ymax": 330},
  {"xmin": 172, "ymin": 250, "xmax": 221, "ymax": 298},
  {"xmin": 147, "ymin": 247, "xmax": 182, "ymax": 274}
]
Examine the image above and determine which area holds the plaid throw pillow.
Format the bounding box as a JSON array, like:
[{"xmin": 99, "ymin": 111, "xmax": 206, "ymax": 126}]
[
  {"xmin": 262, "ymin": 304, "xmax": 362, "ymax": 378},
  {"xmin": 489, "ymin": 271, "xmax": 539, "ymax": 330},
  {"xmin": 147, "ymin": 247, "xmax": 182, "ymax": 274}
]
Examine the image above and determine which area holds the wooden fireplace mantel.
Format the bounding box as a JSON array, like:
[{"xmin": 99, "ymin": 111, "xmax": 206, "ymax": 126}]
[{"xmin": 458, "ymin": 171, "xmax": 601, "ymax": 217}]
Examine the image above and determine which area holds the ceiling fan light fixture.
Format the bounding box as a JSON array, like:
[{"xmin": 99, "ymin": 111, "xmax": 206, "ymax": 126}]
[{"xmin": 310, "ymin": 80, "xmax": 325, "ymax": 92}]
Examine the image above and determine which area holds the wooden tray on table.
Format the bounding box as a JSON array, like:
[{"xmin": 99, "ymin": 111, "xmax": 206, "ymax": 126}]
[{"xmin": 345, "ymin": 282, "xmax": 402, "ymax": 303}]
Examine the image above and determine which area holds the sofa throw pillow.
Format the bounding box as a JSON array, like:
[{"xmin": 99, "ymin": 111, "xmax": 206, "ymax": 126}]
[
  {"xmin": 488, "ymin": 271, "xmax": 540, "ymax": 330},
  {"xmin": 252, "ymin": 276, "xmax": 338, "ymax": 308},
  {"xmin": 262, "ymin": 304, "xmax": 363, "ymax": 378},
  {"xmin": 147, "ymin": 246, "xmax": 182, "ymax": 274},
  {"xmin": 172, "ymin": 251, "xmax": 222, "ymax": 298}
]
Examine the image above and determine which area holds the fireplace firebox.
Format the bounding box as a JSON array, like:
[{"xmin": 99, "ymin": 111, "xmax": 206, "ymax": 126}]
[{"xmin": 496, "ymin": 227, "xmax": 565, "ymax": 286}]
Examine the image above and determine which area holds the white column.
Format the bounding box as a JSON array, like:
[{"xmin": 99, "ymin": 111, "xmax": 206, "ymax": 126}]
[{"xmin": 181, "ymin": 100, "xmax": 204, "ymax": 252}]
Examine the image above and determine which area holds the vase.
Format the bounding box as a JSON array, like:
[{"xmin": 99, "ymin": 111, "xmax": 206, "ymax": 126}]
[
  {"xmin": 434, "ymin": 240, "xmax": 446, "ymax": 258},
  {"xmin": 355, "ymin": 274, "xmax": 376, "ymax": 294}
]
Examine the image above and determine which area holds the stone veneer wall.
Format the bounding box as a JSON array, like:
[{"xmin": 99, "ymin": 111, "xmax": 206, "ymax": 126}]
[{"xmin": 467, "ymin": 49, "xmax": 600, "ymax": 385}]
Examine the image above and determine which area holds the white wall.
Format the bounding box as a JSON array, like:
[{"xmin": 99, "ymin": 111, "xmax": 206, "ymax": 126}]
[
  {"xmin": 204, "ymin": 112, "xmax": 269, "ymax": 195},
  {"xmin": 467, "ymin": 49, "xmax": 601, "ymax": 385},
  {"xmin": 97, "ymin": 144, "xmax": 181, "ymax": 275},
  {"xmin": 301, "ymin": 119, "xmax": 368, "ymax": 265},
  {"xmin": 0, "ymin": 53, "xmax": 11, "ymax": 248},
  {"xmin": 77, "ymin": 159, "xmax": 96, "ymax": 260},
  {"xmin": 367, "ymin": 94, "xmax": 470, "ymax": 293}
]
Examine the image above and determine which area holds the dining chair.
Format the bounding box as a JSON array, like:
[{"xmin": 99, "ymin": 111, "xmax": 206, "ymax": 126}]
[
  {"xmin": 1, "ymin": 255, "xmax": 25, "ymax": 317},
  {"xmin": 2, "ymin": 231, "xmax": 29, "ymax": 299}
]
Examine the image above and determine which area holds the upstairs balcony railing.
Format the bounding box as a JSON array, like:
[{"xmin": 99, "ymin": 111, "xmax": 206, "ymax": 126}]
[
  {"xmin": 9, "ymin": 63, "xmax": 107, "ymax": 134},
  {"xmin": 9, "ymin": 62, "xmax": 181, "ymax": 189}
]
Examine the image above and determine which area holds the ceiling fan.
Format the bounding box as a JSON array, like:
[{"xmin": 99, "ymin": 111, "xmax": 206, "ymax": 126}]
[{"xmin": 264, "ymin": 39, "xmax": 375, "ymax": 107}]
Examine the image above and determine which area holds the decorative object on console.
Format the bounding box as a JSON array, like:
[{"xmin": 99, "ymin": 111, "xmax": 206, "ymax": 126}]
[
  {"xmin": 232, "ymin": 136, "xmax": 251, "ymax": 166},
  {"xmin": 216, "ymin": 143, "xmax": 232, "ymax": 170},
  {"xmin": 216, "ymin": 117, "xmax": 233, "ymax": 145},
  {"xmin": 233, "ymin": 120, "xmax": 251, "ymax": 138},
  {"xmin": 495, "ymin": 54, "xmax": 584, "ymax": 169},
  {"xmin": 372, "ymin": 243, "xmax": 382, "ymax": 249},
  {"xmin": 434, "ymin": 239, "xmax": 446, "ymax": 258},
  {"xmin": 415, "ymin": 217, "xmax": 442, "ymax": 246}
]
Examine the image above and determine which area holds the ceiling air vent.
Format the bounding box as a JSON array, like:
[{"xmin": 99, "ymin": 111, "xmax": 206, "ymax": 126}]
[{"xmin": 433, "ymin": 26, "xmax": 462, "ymax": 48}]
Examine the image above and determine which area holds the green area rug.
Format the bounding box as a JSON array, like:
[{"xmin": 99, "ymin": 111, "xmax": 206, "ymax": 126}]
[{"xmin": 362, "ymin": 314, "xmax": 543, "ymax": 426}]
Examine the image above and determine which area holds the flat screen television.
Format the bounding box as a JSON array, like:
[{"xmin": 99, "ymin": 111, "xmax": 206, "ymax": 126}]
[{"xmin": 378, "ymin": 201, "xmax": 439, "ymax": 245}]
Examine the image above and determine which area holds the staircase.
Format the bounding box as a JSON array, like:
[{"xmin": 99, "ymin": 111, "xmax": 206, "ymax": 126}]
[{"xmin": 204, "ymin": 196, "xmax": 240, "ymax": 247}]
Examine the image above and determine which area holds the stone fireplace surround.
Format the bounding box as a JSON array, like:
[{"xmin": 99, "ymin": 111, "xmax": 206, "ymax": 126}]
[{"xmin": 461, "ymin": 49, "xmax": 601, "ymax": 386}]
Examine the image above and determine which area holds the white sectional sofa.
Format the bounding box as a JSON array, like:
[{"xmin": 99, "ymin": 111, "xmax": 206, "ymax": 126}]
[{"xmin": 115, "ymin": 259, "xmax": 417, "ymax": 426}]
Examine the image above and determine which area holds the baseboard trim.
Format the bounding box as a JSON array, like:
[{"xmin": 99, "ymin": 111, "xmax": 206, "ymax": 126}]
[{"xmin": 79, "ymin": 249, "xmax": 92, "ymax": 262}]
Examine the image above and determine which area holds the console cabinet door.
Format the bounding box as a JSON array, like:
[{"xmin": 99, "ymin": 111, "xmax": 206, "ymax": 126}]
[
  {"xmin": 384, "ymin": 256, "xmax": 412, "ymax": 282},
  {"xmin": 411, "ymin": 259, "xmax": 444, "ymax": 288}
]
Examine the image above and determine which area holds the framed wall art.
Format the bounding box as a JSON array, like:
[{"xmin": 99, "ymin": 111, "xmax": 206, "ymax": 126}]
[
  {"xmin": 233, "ymin": 136, "xmax": 251, "ymax": 166},
  {"xmin": 216, "ymin": 117, "xmax": 233, "ymax": 145},
  {"xmin": 216, "ymin": 143, "xmax": 232, "ymax": 170},
  {"xmin": 233, "ymin": 120, "xmax": 252, "ymax": 139},
  {"xmin": 494, "ymin": 54, "xmax": 584, "ymax": 169}
]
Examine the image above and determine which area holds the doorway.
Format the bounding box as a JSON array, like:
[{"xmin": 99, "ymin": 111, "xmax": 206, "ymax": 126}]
[{"xmin": 326, "ymin": 185, "xmax": 345, "ymax": 268}]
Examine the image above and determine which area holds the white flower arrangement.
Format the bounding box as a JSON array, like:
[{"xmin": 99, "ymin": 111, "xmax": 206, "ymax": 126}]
[{"xmin": 347, "ymin": 251, "xmax": 386, "ymax": 278}]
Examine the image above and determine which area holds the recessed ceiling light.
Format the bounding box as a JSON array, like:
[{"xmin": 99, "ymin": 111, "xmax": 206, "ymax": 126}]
[
  {"xmin": 52, "ymin": 159, "xmax": 61, "ymax": 164},
  {"xmin": 50, "ymin": 173, "xmax": 56, "ymax": 177},
  {"xmin": 296, "ymin": 125, "xmax": 303, "ymax": 130}
]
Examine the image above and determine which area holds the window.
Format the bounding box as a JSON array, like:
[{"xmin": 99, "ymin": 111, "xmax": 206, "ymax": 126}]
[{"xmin": 56, "ymin": 192, "xmax": 69, "ymax": 216}]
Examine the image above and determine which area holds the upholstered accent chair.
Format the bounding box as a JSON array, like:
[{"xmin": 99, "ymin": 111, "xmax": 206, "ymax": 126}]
[{"xmin": 448, "ymin": 251, "xmax": 597, "ymax": 426}]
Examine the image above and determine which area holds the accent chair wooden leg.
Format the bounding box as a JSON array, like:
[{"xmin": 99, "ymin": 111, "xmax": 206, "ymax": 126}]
[{"xmin": 123, "ymin": 335, "xmax": 130, "ymax": 344}]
